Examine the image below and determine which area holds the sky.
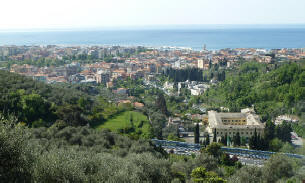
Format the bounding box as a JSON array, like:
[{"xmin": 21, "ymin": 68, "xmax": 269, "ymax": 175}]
[{"xmin": 1, "ymin": 0, "xmax": 305, "ymax": 30}]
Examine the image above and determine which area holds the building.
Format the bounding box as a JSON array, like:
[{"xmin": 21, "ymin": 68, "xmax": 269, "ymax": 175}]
[
  {"xmin": 190, "ymin": 88, "xmax": 204, "ymax": 96},
  {"xmin": 163, "ymin": 81, "xmax": 174, "ymax": 90},
  {"xmin": 206, "ymin": 109, "xmax": 265, "ymax": 143},
  {"xmin": 133, "ymin": 102, "xmax": 144, "ymax": 109},
  {"xmin": 274, "ymin": 115, "xmax": 299, "ymax": 125},
  {"xmin": 197, "ymin": 59, "xmax": 205, "ymax": 69},
  {"xmin": 197, "ymin": 59, "xmax": 209, "ymax": 69},
  {"xmin": 168, "ymin": 117, "xmax": 181, "ymax": 126},
  {"xmin": 95, "ymin": 70, "xmax": 110, "ymax": 84}
]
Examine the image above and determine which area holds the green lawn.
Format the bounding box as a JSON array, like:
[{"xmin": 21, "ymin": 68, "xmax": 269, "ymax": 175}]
[{"xmin": 96, "ymin": 111, "xmax": 151, "ymax": 138}]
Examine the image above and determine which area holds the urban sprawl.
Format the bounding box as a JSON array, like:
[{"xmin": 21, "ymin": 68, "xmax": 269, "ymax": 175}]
[
  {"xmin": 0, "ymin": 44, "xmax": 304, "ymax": 147},
  {"xmin": 2, "ymin": 45, "xmax": 305, "ymax": 87}
]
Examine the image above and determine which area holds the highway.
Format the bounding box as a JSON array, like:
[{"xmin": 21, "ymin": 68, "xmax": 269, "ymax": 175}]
[{"xmin": 152, "ymin": 139, "xmax": 305, "ymax": 165}]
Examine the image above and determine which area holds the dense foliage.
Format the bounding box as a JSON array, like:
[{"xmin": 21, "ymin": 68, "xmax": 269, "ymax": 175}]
[
  {"xmin": 203, "ymin": 61, "xmax": 305, "ymax": 137},
  {"xmin": 0, "ymin": 71, "xmax": 138, "ymax": 130},
  {"xmin": 164, "ymin": 67, "xmax": 204, "ymax": 82},
  {"xmin": 0, "ymin": 116, "xmax": 171, "ymax": 182},
  {"xmin": 3, "ymin": 117, "xmax": 304, "ymax": 183},
  {"xmin": 204, "ymin": 62, "xmax": 305, "ymax": 117},
  {"xmin": 1, "ymin": 61, "xmax": 305, "ymax": 182}
]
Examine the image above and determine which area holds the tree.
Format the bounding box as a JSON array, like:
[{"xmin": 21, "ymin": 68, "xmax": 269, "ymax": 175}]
[
  {"xmin": 150, "ymin": 112, "xmax": 166, "ymax": 139},
  {"xmin": 213, "ymin": 129, "xmax": 217, "ymax": 142},
  {"xmin": 220, "ymin": 153, "xmax": 238, "ymax": 166},
  {"xmin": 224, "ymin": 133, "xmax": 228, "ymax": 146},
  {"xmin": 77, "ymin": 97, "xmax": 92, "ymax": 114},
  {"xmin": 191, "ymin": 167, "xmax": 207, "ymax": 182},
  {"xmin": 205, "ymin": 134, "xmax": 210, "ymax": 146},
  {"xmin": 262, "ymin": 154, "xmax": 295, "ymax": 182},
  {"xmin": 264, "ymin": 120, "xmax": 275, "ymax": 141},
  {"xmin": 191, "ymin": 167, "xmax": 226, "ymax": 183},
  {"xmin": 269, "ymin": 138, "xmax": 284, "ymax": 152},
  {"xmin": 220, "ymin": 136, "xmax": 226, "ymax": 145},
  {"xmin": 262, "ymin": 120, "xmax": 276, "ymax": 150},
  {"xmin": 56, "ymin": 104, "xmax": 87, "ymax": 126},
  {"xmin": 241, "ymin": 136, "xmax": 247, "ymax": 146},
  {"xmin": 0, "ymin": 116, "xmax": 33, "ymax": 182},
  {"xmin": 206, "ymin": 143, "xmax": 222, "ymax": 157},
  {"xmin": 249, "ymin": 129, "xmax": 258, "ymax": 149},
  {"xmin": 20, "ymin": 93, "xmax": 52, "ymax": 126},
  {"xmin": 275, "ymin": 121, "xmax": 292, "ymax": 143},
  {"xmin": 156, "ymin": 93, "xmax": 168, "ymax": 116},
  {"xmin": 228, "ymin": 166, "xmax": 263, "ymax": 183},
  {"xmin": 195, "ymin": 153, "xmax": 219, "ymax": 171},
  {"xmin": 280, "ymin": 142, "xmax": 295, "ymax": 154},
  {"xmin": 194, "ymin": 123, "xmax": 200, "ymax": 144},
  {"xmin": 233, "ymin": 132, "xmax": 241, "ymax": 146}
]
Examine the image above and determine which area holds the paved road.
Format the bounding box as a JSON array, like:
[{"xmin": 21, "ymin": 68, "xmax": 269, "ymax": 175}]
[
  {"xmin": 152, "ymin": 139, "xmax": 305, "ymax": 164},
  {"xmin": 163, "ymin": 146, "xmax": 265, "ymax": 166}
]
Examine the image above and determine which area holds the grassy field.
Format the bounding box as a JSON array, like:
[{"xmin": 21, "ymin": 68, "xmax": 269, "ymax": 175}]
[{"xmin": 96, "ymin": 111, "xmax": 151, "ymax": 138}]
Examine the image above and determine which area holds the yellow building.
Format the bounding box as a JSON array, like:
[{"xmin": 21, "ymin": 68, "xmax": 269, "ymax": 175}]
[{"xmin": 206, "ymin": 109, "xmax": 265, "ymax": 143}]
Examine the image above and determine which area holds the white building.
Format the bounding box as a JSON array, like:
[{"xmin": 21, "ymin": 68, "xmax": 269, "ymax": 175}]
[{"xmin": 274, "ymin": 115, "xmax": 299, "ymax": 125}]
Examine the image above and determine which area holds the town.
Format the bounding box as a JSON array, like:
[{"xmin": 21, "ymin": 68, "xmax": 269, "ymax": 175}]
[
  {"xmin": 0, "ymin": 45, "xmax": 304, "ymax": 148},
  {"xmin": 1, "ymin": 45, "xmax": 305, "ymax": 88}
]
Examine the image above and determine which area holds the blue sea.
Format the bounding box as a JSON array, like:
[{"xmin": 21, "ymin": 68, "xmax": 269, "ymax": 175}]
[{"xmin": 0, "ymin": 25, "xmax": 305, "ymax": 50}]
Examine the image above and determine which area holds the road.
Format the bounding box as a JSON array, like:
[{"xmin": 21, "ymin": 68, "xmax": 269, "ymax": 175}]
[
  {"xmin": 163, "ymin": 146, "xmax": 265, "ymax": 166},
  {"xmin": 152, "ymin": 139, "xmax": 305, "ymax": 166}
]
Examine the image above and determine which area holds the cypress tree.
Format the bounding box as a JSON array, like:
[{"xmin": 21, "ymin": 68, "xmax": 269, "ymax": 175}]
[
  {"xmin": 250, "ymin": 128, "xmax": 258, "ymax": 149},
  {"xmin": 221, "ymin": 136, "xmax": 226, "ymax": 145},
  {"xmin": 249, "ymin": 135, "xmax": 255, "ymax": 149},
  {"xmin": 206, "ymin": 134, "xmax": 210, "ymax": 146},
  {"xmin": 213, "ymin": 129, "xmax": 217, "ymax": 142},
  {"xmin": 235, "ymin": 132, "xmax": 241, "ymax": 146},
  {"xmin": 225, "ymin": 133, "xmax": 228, "ymax": 146},
  {"xmin": 176, "ymin": 126, "xmax": 180, "ymax": 138},
  {"xmin": 156, "ymin": 93, "xmax": 168, "ymax": 116},
  {"xmin": 194, "ymin": 123, "xmax": 200, "ymax": 144},
  {"xmin": 264, "ymin": 120, "xmax": 275, "ymax": 147},
  {"xmin": 264, "ymin": 120, "xmax": 275, "ymax": 140},
  {"xmin": 254, "ymin": 128, "xmax": 258, "ymax": 149}
]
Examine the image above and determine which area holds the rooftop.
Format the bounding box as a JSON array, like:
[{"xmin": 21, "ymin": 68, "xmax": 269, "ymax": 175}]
[{"xmin": 208, "ymin": 110, "xmax": 265, "ymax": 129}]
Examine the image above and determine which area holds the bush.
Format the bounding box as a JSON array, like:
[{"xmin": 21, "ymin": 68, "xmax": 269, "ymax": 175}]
[
  {"xmin": 228, "ymin": 166, "xmax": 263, "ymax": 183},
  {"xmin": 0, "ymin": 116, "xmax": 33, "ymax": 182},
  {"xmin": 262, "ymin": 154, "xmax": 295, "ymax": 182}
]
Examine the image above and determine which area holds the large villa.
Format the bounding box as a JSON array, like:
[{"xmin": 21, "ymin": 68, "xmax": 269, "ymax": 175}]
[{"xmin": 206, "ymin": 108, "xmax": 265, "ymax": 142}]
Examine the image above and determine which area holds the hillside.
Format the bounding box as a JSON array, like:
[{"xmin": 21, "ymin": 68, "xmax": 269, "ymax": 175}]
[
  {"xmin": 0, "ymin": 71, "xmax": 127, "ymax": 128},
  {"xmin": 203, "ymin": 61, "xmax": 305, "ymax": 121},
  {"xmin": 96, "ymin": 111, "xmax": 152, "ymax": 139},
  {"xmin": 202, "ymin": 61, "xmax": 305, "ymax": 138}
]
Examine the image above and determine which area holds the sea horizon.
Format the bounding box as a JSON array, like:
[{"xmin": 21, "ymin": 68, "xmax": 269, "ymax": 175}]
[{"xmin": 0, "ymin": 24, "xmax": 305, "ymax": 50}]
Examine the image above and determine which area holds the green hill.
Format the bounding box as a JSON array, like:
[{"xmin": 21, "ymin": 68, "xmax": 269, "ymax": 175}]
[
  {"xmin": 96, "ymin": 111, "xmax": 152, "ymax": 139},
  {"xmin": 203, "ymin": 61, "xmax": 305, "ymax": 120}
]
